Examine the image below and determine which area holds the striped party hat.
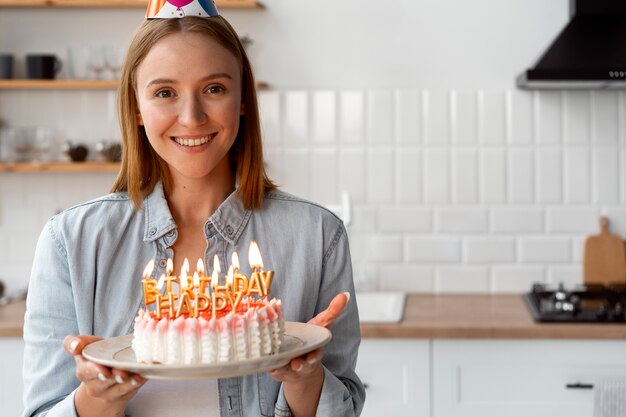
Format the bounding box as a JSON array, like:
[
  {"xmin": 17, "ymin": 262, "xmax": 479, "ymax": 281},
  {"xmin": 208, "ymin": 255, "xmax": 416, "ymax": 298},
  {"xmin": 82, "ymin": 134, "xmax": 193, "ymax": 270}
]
[{"xmin": 146, "ymin": 0, "xmax": 219, "ymax": 19}]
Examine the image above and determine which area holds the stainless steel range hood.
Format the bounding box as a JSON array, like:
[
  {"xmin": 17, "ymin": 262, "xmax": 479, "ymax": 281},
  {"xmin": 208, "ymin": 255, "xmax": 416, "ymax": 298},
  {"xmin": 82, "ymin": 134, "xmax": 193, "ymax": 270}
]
[{"xmin": 517, "ymin": 0, "xmax": 626, "ymax": 90}]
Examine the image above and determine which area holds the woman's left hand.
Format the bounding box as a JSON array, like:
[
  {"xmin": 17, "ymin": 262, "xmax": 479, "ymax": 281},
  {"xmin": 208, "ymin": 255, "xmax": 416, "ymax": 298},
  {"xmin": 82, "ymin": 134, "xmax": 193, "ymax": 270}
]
[{"xmin": 268, "ymin": 292, "xmax": 350, "ymax": 383}]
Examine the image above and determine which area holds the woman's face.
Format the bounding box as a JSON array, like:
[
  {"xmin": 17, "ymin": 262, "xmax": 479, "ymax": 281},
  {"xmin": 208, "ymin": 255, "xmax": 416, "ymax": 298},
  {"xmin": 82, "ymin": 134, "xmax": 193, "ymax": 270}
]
[{"xmin": 135, "ymin": 31, "xmax": 243, "ymax": 183}]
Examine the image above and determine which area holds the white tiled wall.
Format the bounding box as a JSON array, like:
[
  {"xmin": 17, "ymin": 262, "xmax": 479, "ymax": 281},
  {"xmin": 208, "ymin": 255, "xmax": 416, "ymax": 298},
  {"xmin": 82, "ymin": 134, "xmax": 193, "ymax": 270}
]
[{"xmin": 2, "ymin": 88, "xmax": 626, "ymax": 294}]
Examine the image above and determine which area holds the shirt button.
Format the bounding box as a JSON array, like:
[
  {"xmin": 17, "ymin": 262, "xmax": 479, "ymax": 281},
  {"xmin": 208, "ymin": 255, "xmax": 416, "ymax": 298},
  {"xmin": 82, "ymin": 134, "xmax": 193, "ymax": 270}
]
[
  {"xmin": 159, "ymin": 259, "xmax": 167, "ymax": 268},
  {"xmin": 225, "ymin": 225, "xmax": 234, "ymax": 236},
  {"xmin": 149, "ymin": 227, "xmax": 157, "ymax": 236},
  {"xmin": 166, "ymin": 231, "xmax": 175, "ymax": 237}
]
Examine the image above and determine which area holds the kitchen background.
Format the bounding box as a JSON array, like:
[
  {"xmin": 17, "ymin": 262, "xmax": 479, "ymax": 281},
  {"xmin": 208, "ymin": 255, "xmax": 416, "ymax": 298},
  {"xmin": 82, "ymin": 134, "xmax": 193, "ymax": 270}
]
[{"xmin": 1, "ymin": 0, "xmax": 625, "ymax": 297}]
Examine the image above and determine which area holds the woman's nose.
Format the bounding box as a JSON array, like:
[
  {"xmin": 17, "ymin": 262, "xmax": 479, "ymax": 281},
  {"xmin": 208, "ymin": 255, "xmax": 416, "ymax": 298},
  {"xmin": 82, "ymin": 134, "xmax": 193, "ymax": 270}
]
[{"xmin": 178, "ymin": 95, "xmax": 208, "ymax": 126}]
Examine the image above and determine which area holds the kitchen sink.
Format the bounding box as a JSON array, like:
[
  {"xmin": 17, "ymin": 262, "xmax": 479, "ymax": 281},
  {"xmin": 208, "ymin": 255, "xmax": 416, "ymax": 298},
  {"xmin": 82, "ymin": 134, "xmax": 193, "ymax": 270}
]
[{"xmin": 355, "ymin": 291, "xmax": 406, "ymax": 323}]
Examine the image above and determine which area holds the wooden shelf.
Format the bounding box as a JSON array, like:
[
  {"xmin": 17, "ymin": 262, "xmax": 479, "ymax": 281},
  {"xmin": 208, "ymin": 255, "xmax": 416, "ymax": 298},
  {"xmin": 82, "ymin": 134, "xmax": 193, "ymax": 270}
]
[
  {"xmin": 0, "ymin": 79, "xmax": 269, "ymax": 90},
  {"xmin": 0, "ymin": 79, "xmax": 118, "ymax": 90},
  {"xmin": 0, "ymin": 162, "xmax": 120, "ymax": 172},
  {"xmin": 0, "ymin": 0, "xmax": 264, "ymax": 9}
]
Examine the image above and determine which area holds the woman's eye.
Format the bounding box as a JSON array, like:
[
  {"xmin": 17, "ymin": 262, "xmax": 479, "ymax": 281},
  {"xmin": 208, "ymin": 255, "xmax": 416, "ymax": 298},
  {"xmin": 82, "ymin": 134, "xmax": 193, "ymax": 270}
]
[
  {"xmin": 207, "ymin": 85, "xmax": 225, "ymax": 94},
  {"xmin": 155, "ymin": 89, "xmax": 174, "ymax": 98}
]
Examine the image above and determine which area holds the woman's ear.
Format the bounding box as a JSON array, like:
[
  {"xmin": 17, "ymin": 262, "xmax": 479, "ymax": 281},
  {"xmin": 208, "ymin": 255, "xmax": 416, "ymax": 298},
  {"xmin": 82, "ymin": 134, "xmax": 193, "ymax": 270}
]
[{"xmin": 136, "ymin": 113, "xmax": 144, "ymax": 125}]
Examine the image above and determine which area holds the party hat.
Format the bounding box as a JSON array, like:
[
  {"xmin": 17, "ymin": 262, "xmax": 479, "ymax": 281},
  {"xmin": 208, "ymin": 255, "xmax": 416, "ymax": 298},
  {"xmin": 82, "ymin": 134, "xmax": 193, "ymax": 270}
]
[{"xmin": 146, "ymin": 0, "xmax": 219, "ymax": 19}]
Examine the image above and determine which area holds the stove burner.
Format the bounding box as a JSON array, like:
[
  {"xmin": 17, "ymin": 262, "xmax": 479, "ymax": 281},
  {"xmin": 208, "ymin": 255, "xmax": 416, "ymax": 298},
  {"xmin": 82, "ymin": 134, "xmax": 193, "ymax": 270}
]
[{"xmin": 524, "ymin": 282, "xmax": 626, "ymax": 323}]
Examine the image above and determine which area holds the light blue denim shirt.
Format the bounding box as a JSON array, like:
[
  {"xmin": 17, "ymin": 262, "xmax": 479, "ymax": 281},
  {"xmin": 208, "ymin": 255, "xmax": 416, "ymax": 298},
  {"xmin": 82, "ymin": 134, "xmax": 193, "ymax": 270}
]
[{"xmin": 22, "ymin": 182, "xmax": 365, "ymax": 417}]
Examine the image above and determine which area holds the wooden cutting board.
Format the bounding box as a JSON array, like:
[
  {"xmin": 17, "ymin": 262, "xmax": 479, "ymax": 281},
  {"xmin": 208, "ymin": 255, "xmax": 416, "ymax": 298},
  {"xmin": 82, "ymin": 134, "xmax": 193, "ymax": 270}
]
[{"xmin": 583, "ymin": 217, "xmax": 626, "ymax": 285}]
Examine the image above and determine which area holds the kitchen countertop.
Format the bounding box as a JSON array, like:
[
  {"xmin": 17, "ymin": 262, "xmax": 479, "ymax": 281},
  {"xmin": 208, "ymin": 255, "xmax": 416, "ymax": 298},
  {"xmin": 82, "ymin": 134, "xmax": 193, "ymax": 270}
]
[
  {"xmin": 360, "ymin": 294, "xmax": 626, "ymax": 339},
  {"xmin": 2, "ymin": 295, "xmax": 625, "ymax": 339}
]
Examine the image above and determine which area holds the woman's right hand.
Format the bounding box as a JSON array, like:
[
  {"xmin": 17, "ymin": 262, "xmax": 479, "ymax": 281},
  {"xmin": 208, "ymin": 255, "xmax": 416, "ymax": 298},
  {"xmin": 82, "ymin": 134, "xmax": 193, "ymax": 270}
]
[{"xmin": 63, "ymin": 334, "xmax": 146, "ymax": 416}]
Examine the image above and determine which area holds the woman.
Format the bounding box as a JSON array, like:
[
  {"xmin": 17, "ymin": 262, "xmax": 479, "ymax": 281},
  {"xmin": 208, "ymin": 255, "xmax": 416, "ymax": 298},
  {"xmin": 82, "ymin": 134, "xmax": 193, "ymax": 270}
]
[{"xmin": 22, "ymin": 12, "xmax": 364, "ymax": 417}]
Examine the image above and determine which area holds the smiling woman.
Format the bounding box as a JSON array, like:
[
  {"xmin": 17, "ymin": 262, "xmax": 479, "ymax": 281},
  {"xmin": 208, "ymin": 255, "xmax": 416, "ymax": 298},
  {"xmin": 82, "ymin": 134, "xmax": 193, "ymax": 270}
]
[{"xmin": 22, "ymin": 6, "xmax": 364, "ymax": 417}]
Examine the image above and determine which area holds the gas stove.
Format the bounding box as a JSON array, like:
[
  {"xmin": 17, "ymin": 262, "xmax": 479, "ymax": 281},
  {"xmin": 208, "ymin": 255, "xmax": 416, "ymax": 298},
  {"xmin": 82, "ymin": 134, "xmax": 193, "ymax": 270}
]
[{"xmin": 524, "ymin": 282, "xmax": 626, "ymax": 323}]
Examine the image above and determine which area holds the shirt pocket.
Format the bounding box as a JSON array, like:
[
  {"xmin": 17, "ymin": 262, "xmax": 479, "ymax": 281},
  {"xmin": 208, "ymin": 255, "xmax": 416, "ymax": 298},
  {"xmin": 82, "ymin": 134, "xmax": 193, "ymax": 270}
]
[{"xmin": 257, "ymin": 372, "xmax": 281, "ymax": 416}]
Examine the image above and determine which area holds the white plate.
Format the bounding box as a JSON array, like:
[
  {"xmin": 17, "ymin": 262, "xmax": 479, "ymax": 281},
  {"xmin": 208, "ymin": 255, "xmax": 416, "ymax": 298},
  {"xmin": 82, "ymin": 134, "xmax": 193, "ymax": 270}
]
[{"xmin": 82, "ymin": 321, "xmax": 331, "ymax": 380}]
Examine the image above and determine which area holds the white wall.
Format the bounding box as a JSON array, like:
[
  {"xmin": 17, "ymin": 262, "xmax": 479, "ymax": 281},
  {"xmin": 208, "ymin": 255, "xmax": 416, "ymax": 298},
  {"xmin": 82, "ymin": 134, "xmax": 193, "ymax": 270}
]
[{"xmin": 2, "ymin": 0, "xmax": 625, "ymax": 294}]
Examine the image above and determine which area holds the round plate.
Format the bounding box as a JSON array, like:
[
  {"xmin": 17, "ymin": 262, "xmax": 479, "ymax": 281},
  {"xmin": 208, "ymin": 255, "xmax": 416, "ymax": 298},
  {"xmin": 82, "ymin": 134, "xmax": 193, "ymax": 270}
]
[{"xmin": 82, "ymin": 321, "xmax": 331, "ymax": 380}]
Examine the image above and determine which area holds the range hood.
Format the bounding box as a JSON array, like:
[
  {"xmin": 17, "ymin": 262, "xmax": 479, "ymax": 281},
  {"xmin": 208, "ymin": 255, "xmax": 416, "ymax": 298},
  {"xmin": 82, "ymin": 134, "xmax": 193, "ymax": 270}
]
[{"xmin": 517, "ymin": 0, "xmax": 626, "ymax": 89}]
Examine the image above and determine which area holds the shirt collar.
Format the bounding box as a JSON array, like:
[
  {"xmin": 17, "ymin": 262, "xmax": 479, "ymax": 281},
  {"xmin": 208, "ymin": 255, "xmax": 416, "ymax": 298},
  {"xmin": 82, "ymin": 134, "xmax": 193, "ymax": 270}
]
[{"xmin": 142, "ymin": 181, "xmax": 251, "ymax": 244}]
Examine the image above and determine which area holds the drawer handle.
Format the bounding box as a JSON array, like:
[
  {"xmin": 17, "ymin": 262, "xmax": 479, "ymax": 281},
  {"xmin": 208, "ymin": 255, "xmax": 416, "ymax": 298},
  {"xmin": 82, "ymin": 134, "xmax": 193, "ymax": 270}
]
[{"xmin": 566, "ymin": 383, "xmax": 594, "ymax": 389}]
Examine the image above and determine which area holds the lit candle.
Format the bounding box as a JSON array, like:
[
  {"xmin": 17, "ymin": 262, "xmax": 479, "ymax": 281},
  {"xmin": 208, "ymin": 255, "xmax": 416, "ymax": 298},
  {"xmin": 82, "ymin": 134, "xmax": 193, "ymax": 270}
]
[
  {"xmin": 141, "ymin": 259, "xmax": 159, "ymax": 306},
  {"xmin": 226, "ymin": 266, "xmax": 243, "ymax": 311},
  {"xmin": 196, "ymin": 258, "xmax": 211, "ymax": 294},
  {"xmin": 249, "ymin": 241, "xmax": 273, "ymax": 297},
  {"xmin": 163, "ymin": 258, "xmax": 177, "ymax": 294},
  {"xmin": 231, "ymin": 252, "xmax": 249, "ymax": 294}
]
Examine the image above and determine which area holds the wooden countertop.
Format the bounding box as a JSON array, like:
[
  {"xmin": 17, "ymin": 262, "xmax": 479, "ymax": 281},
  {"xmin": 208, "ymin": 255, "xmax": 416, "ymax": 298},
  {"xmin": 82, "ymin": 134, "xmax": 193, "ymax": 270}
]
[
  {"xmin": 360, "ymin": 294, "xmax": 626, "ymax": 339},
  {"xmin": 0, "ymin": 300, "xmax": 25, "ymax": 337},
  {"xmin": 2, "ymin": 295, "xmax": 626, "ymax": 339}
]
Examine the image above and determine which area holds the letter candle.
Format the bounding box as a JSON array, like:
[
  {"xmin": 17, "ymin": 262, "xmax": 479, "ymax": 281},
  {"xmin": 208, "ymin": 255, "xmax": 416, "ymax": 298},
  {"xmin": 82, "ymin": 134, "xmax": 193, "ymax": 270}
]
[
  {"xmin": 231, "ymin": 252, "xmax": 249, "ymax": 294},
  {"xmin": 197, "ymin": 258, "xmax": 211, "ymax": 293},
  {"xmin": 163, "ymin": 258, "xmax": 177, "ymax": 294},
  {"xmin": 226, "ymin": 265, "xmax": 243, "ymax": 311},
  {"xmin": 249, "ymin": 241, "xmax": 273, "ymax": 297},
  {"xmin": 141, "ymin": 260, "xmax": 159, "ymax": 306}
]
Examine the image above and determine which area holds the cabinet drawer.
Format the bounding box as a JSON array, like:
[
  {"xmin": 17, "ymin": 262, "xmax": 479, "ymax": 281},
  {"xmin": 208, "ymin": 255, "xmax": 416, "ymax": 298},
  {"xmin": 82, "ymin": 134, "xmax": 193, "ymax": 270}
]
[
  {"xmin": 356, "ymin": 339, "xmax": 430, "ymax": 417},
  {"xmin": 433, "ymin": 340, "xmax": 626, "ymax": 417}
]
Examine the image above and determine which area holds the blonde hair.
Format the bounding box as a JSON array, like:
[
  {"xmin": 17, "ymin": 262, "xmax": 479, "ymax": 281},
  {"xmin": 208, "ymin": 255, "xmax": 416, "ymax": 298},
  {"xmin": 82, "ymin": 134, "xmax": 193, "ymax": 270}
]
[{"xmin": 111, "ymin": 16, "xmax": 276, "ymax": 209}]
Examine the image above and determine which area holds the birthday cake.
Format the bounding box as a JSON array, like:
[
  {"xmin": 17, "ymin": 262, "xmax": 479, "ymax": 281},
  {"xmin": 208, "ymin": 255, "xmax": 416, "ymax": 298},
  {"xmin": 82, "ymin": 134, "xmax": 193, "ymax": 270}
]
[{"xmin": 132, "ymin": 241, "xmax": 285, "ymax": 365}]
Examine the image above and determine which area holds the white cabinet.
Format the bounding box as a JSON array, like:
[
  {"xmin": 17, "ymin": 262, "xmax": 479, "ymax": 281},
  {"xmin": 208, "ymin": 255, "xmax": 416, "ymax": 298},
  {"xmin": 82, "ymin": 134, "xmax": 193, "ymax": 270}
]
[
  {"xmin": 0, "ymin": 338, "xmax": 24, "ymax": 417},
  {"xmin": 356, "ymin": 339, "xmax": 430, "ymax": 417},
  {"xmin": 432, "ymin": 339, "xmax": 626, "ymax": 417}
]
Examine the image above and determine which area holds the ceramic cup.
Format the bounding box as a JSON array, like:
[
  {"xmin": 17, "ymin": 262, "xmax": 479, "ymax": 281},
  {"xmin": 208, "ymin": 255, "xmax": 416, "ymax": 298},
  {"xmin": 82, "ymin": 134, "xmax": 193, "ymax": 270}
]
[
  {"xmin": 26, "ymin": 54, "xmax": 62, "ymax": 79},
  {"xmin": 0, "ymin": 54, "xmax": 14, "ymax": 79}
]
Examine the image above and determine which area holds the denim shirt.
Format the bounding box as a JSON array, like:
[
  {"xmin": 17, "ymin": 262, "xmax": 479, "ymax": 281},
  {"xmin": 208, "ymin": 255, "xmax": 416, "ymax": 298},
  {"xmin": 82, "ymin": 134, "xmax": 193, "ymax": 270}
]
[{"xmin": 22, "ymin": 183, "xmax": 365, "ymax": 417}]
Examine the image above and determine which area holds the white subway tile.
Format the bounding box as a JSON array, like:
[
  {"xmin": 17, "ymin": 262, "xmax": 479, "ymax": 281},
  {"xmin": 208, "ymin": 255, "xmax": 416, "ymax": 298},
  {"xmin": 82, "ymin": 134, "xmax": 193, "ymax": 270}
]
[
  {"xmin": 491, "ymin": 207, "xmax": 543, "ymax": 233},
  {"xmin": 424, "ymin": 149, "xmax": 450, "ymax": 203},
  {"xmin": 366, "ymin": 90, "xmax": 393, "ymax": 145},
  {"xmin": 8, "ymin": 232, "xmax": 38, "ymax": 263},
  {"xmin": 367, "ymin": 235, "xmax": 404, "ymax": 263},
  {"xmin": 350, "ymin": 207, "xmax": 377, "ymax": 234},
  {"xmin": 519, "ymin": 237, "xmax": 571, "ymax": 263},
  {"xmin": 407, "ymin": 237, "xmax": 461, "ymax": 263},
  {"xmin": 492, "ymin": 266, "xmax": 545, "ymax": 293},
  {"xmin": 378, "ymin": 265, "xmax": 434, "ymax": 292},
  {"xmin": 480, "ymin": 149, "xmax": 506, "ymax": 203},
  {"xmin": 464, "ymin": 237, "xmax": 516, "ymax": 263},
  {"xmin": 311, "ymin": 91, "xmax": 336, "ymax": 144},
  {"xmin": 379, "ymin": 207, "xmax": 431, "ymax": 233},
  {"xmin": 534, "ymin": 91, "xmax": 561, "ymax": 145},
  {"xmin": 563, "ymin": 149, "xmax": 590, "ymax": 203},
  {"xmin": 263, "ymin": 148, "xmax": 283, "ymax": 186},
  {"xmin": 508, "ymin": 90, "xmax": 533, "ymax": 145},
  {"xmin": 592, "ymin": 91, "xmax": 619, "ymax": 145},
  {"xmin": 450, "ymin": 90, "xmax": 477, "ymax": 145},
  {"xmin": 592, "ymin": 148, "xmax": 619, "ymax": 203},
  {"xmin": 622, "ymin": 149, "xmax": 626, "ymax": 203},
  {"xmin": 547, "ymin": 266, "xmax": 583, "ymax": 288},
  {"xmin": 283, "ymin": 91, "xmax": 308, "ymax": 145},
  {"xmin": 395, "ymin": 148, "xmax": 422, "ymax": 203},
  {"xmin": 452, "ymin": 149, "xmax": 478, "ymax": 203},
  {"xmin": 282, "ymin": 149, "xmax": 309, "ymax": 197},
  {"xmin": 339, "ymin": 90, "xmax": 365, "ymax": 144},
  {"xmin": 339, "ymin": 148, "xmax": 366, "ymax": 202},
  {"xmin": 436, "ymin": 267, "xmax": 490, "ymax": 293},
  {"xmin": 508, "ymin": 149, "xmax": 534, "ymax": 203},
  {"xmin": 563, "ymin": 91, "xmax": 591, "ymax": 145},
  {"xmin": 395, "ymin": 90, "xmax": 421, "ymax": 145},
  {"xmin": 546, "ymin": 208, "xmax": 598, "ymax": 233},
  {"xmin": 479, "ymin": 90, "xmax": 506, "ymax": 145},
  {"xmin": 572, "ymin": 236, "xmax": 585, "ymax": 264},
  {"xmin": 310, "ymin": 149, "xmax": 338, "ymax": 205},
  {"xmin": 436, "ymin": 208, "xmax": 488, "ymax": 233},
  {"xmin": 536, "ymin": 149, "xmax": 562, "ymax": 203},
  {"xmin": 258, "ymin": 91, "xmax": 282, "ymax": 145},
  {"xmin": 423, "ymin": 90, "xmax": 450, "ymax": 145},
  {"xmin": 366, "ymin": 148, "xmax": 393, "ymax": 203}
]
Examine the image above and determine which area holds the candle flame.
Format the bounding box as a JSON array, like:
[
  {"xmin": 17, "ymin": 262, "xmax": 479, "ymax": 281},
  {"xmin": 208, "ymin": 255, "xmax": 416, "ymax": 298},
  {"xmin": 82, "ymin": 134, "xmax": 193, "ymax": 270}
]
[
  {"xmin": 157, "ymin": 274, "xmax": 165, "ymax": 291},
  {"xmin": 212, "ymin": 254, "xmax": 221, "ymax": 273},
  {"xmin": 197, "ymin": 258, "xmax": 205, "ymax": 276},
  {"xmin": 181, "ymin": 259, "xmax": 189, "ymax": 288},
  {"xmin": 232, "ymin": 252, "xmax": 240, "ymax": 270},
  {"xmin": 227, "ymin": 265, "xmax": 234, "ymax": 285},
  {"xmin": 193, "ymin": 271, "xmax": 200, "ymax": 288},
  {"xmin": 143, "ymin": 259, "xmax": 155, "ymax": 279},
  {"xmin": 166, "ymin": 258, "xmax": 173, "ymax": 275},
  {"xmin": 249, "ymin": 240, "xmax": 264, "ymax": 270}
]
